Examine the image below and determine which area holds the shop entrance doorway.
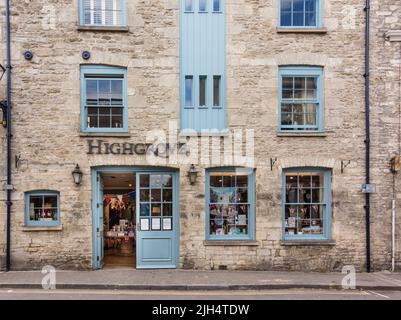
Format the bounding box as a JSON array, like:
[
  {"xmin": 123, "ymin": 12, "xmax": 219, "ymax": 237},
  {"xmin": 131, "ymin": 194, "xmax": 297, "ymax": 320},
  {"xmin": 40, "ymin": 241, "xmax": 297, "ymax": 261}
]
[
  {"xmin": 92, "ymin": 167, "xmax": 179, "ymax": 270},
  {"xmin": 102, "ymin": 172, "xmax": 136, "ymax": 268}
]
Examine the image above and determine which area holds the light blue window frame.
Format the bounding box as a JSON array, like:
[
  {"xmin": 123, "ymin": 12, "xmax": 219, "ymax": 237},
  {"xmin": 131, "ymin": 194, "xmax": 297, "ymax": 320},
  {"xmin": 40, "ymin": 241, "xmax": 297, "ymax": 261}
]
[
  {"xmin": 79, "ymin": 0, "xmax": 127, "ymax": 27},
  {"xmin": 282, "ymin": 168, "xmax": 332, "ymax": 241},
  {"xmin": 25, "ymin": 191, "xmax": 60, "ymax": 227},
  {"xmin": 80, "ymin": 65, "xmax": 128, "ymax": 133},
  {"xmin": 205, "ymin": 167, "xmax": 255, "ymax": 241},
  {"xmin": 278, "ymin": 66, "xmax": 324, "ymax": 132},
  {"xmin": 278, "ymin": 0, "xmax": 323, "ymax": 28}
]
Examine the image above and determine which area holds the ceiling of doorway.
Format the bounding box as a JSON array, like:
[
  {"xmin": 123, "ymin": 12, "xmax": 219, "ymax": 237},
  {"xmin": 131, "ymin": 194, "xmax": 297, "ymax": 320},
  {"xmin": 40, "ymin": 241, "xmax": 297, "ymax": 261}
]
[{"xmin": 101, "ymin": 172, "xmax": 136, "ymax": 191}]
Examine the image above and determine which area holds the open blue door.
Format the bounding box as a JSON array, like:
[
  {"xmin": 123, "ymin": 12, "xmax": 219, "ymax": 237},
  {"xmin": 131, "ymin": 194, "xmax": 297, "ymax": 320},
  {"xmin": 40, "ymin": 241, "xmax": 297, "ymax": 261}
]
[
  {"xmin": 93, "ymin": 172, "xmax": 104, "ymax": 270},
  {"xmin": 136, "ymin": 173, "xmax": 178, "ymax": 269}
]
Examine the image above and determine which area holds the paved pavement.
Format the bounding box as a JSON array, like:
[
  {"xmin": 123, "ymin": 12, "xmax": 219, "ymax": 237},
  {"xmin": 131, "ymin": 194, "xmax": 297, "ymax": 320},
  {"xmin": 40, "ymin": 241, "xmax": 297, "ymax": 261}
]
[
  {"xmin": 0, "ymin": 288, "xmax": 400, "ymax": 300},
  {"xmin": 1, "ymin": 269, "xmax": 401, "ymax": 291}
]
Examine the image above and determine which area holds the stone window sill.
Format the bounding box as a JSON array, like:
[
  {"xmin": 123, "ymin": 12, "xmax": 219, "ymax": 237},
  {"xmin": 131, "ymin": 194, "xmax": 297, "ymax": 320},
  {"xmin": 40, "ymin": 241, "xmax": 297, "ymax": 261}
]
[
  {"xmin": 277, "ymin": 131, "xmax": 328, "ymax": 138},
  {"xmin": 77, "ymin": 26, "xmax": 129, "ymax": 32},
  {"xmin": 204, "ymin": 240, "xmax": 259, "ymax": 246},
  {"xmin": 276, "ymin": 27, "xmax": 327, "ymax": 34},
  {"xmin": 79, "ymin": 132, "xmax": 131, "ymax": 138},
  {"xmin": 22, "ymin": 226, "xmax": 63, "ymax": 232},
  {"xmin": 280, "ymin": 240, "xmax": 336, "ymax": 246}
]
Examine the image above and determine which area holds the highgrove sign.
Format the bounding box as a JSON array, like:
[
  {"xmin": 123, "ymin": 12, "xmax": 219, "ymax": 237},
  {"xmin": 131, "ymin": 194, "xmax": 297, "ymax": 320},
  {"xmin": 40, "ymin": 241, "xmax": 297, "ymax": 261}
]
[{"xmin": 87, "ymin": 139, "xmax": 188, "ymax": 158}]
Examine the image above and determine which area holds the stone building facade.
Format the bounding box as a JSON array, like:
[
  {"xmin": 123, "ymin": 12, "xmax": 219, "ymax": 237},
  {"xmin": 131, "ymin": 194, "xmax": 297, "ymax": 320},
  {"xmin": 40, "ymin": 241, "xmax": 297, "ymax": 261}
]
[
  {"xmin": 371, "ymin": 0, "xmax": 401, "ymax": 271},
  {"xmin": 0, "ymin": 0, "xmax": 400, "ymax": 272}
]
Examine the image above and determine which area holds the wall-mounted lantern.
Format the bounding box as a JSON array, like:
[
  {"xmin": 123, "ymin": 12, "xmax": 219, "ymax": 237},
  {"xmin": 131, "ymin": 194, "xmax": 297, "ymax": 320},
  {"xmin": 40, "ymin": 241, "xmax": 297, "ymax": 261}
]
[
  {"xmin": 187, "ymin": 164, "xmax": 199, "ymax": 185},
  {"xmin": 270, "ymin": 157, "xmax": 278, "ymax": 171},
  {"xmin": 0, "ymin": 100, "xmax": 7, "ymax": 128},
  {"xmin": 72, "ymin": 164, "xmax": 83, "ymax": 185},
  {"xmin": 390, "ymin": 156, "xmax": 400, "ymax": 173}
]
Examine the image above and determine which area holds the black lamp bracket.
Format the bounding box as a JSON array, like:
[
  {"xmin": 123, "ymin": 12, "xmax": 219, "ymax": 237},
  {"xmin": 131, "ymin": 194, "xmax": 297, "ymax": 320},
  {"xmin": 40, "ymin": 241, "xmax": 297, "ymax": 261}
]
[
  {"xmin": 0, "ymin": 100, "xmax": 7, "ymax": 111},
  {"xmin": 270, "ymin": 158, "xmax": 278, "ymax": 171},
  {"xmin": 0, "ymin": 64, "xmax": 5, "ymax": 81},
  {"xmin": 341, "ymin": 160, "xmax": 351, "ymax": 174}
]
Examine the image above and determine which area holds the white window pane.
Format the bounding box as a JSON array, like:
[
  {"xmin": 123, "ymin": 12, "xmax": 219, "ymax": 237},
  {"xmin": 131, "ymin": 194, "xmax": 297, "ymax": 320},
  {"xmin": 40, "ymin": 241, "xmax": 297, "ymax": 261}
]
[
  {"xmin": 185, "ymin": 0, "xmax": 193, "ymax": 11},
  {"xmin": 213, "ymin": 76, "xmax": 221, "ymax": 106},
  {"xmin": 285, "ymin": 172, "xmax": 326, "ymax": 236},
  {"xmin": 94, "ymin": 11, "xmax": 102, "ymax": 24},
  {"xmin": 84, "ymin": 0, "xmax": 123, "ymax": 26},
  {"xmin": 98, "ymin": 80, "xmax": 111, "ymax": 105},
  {"xmin": 213, "ymin": 0, "xmax": 220, "ymax": 12},
  {"xmin": 111, "ymin": 80, "xmax": 123, "ymax": 105},
  {"xmin": 281, "ymin": 0, "xmax": 292, "ymax": 11},
  {"xmin": 293, "ymin": 0, "xmax": 304, "ymax": 11},
  {"xmin": 305, "ymin": 0, "xmax": 316, "ymax": 12},
  {"xmin": 113, "ymin": 0, "xmax": 122, "ymax": 10},
  {"xmin": 199, "ymin": 0, "xmax": 207, "ymax": 12},
  {"xmin": 105, "ymin": 11, "xmax": 114, "ymax": 25},
  {"xmin": 86, "ymin": 80, "xmax": 98, "ymax": 105},
  {"xmin": 84, "ymin": 0, "xmax": 91, "ymax": 10},
  {"xmin": 293, "ymin": 12, "xmax": 304, "ymax": 26},
  {"xmin": 305, "ymin": 11, "xmax": 316, "ymax": 26},
  {"xmin": 185, "ymin": 76, "xmax": 193, "ymax": 106},
  {"xmin": 94, "ymin": 0, "xmax": 102, "ymax": 10},
  {"xmin": 105, "ymin": 0, "xmax": 114, "ymax": 10},
  {"xmin": 199, "ymin": 76, "xmax": 207, "ymax": 106},
  {"xmin": 209, "ymin": 172, "xmax": 251, "ymax": 237},
  {"xmin": 84, "ymin": 13, "xmax": 91, "ymax": 24}
]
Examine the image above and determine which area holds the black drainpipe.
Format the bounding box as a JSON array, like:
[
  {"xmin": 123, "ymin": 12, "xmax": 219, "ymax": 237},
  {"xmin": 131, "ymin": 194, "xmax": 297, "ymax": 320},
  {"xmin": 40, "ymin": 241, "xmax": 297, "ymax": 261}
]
[
  {"xmin": 5, "ymin": 0, "xmax": 12, "ymax": 272},
  {"xmin": 364, "ymin": 0, "xmax": 371, "ymax": 273}
]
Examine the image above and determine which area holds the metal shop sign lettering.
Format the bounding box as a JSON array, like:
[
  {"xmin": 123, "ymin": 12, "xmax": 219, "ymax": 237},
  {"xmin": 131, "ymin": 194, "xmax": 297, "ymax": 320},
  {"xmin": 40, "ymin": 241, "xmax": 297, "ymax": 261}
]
[{"xmin": 87, "ymin": 139, "xmax": 188, "ymax": 157}]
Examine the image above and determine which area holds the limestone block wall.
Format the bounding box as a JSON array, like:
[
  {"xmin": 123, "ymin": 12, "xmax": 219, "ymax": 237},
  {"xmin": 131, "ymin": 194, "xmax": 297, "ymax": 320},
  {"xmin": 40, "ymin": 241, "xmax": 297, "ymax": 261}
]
[
  {"xmin": 0, "ymin": 0, "xmax": 397, "ymax": 272},
  {"xmin": 180, "ymin": 0, "xmax": 370, "ymax": 272},
  {"xmin": 371, "ymin": 0, "xmax": 401, "ymax": 270},
  {"xmin": 1, "ymin": 1, "xmax": 7, "ymax": 269}
]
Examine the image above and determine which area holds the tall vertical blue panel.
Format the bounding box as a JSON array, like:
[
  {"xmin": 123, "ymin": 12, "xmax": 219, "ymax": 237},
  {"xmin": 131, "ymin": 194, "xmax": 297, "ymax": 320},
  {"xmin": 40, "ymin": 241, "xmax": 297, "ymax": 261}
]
[{"xmin": 180, "ymin": 0, "xmax": 227, "ymax": 133}]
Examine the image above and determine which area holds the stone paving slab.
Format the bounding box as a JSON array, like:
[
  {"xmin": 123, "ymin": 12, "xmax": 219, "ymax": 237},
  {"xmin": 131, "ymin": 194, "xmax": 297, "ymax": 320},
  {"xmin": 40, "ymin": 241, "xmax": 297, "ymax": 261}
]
[{"xmin": 1, "ymin": 270, "xmax": 401, "ymax": 291}]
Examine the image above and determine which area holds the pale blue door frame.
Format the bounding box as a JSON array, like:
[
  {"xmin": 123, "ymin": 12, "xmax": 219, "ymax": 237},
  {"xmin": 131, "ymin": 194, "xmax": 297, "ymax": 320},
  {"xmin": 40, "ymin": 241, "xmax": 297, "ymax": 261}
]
[
  {"xmin": 136, "ymin": 172, "xmax": 179, "ymax": 269},
  {"xmin": 92, "ymin": 172, "xmax": 104, "ymax": 269},
  {"xmin": 91, "ymin": 166, "xmax": 180, "ymax": 270}
]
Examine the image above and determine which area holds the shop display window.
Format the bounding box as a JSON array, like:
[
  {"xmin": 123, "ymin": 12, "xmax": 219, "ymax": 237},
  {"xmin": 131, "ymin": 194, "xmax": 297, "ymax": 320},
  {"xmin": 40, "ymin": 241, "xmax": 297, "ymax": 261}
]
[
  {"xmin": 25, "ymin": 191, "xmax": 60, "ymax": 226},
  {"xmin": 206, "ymin": 168, "xmax": 255, "ymax": 240},
  {"xmin": 283, "ymin": 169, "xmax": 331, "ymax": 240}
]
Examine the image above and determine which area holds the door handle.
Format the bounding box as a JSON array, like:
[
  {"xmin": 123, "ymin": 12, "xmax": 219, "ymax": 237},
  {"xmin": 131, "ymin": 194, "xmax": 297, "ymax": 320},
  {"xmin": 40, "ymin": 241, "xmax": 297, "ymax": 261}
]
[{"xmin": 97, "ymin": 228, "xmax": 100, "ymax": 237}]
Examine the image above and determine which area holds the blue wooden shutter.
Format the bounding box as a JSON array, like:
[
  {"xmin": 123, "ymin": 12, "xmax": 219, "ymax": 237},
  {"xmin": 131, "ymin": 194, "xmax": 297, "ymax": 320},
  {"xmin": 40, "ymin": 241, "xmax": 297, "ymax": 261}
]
[{"xmin": 180, "ymin": 0, "xmax": 227, "ymax": 132}]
